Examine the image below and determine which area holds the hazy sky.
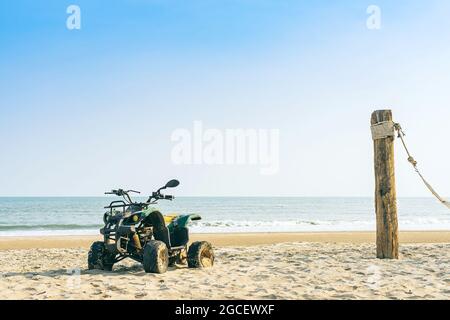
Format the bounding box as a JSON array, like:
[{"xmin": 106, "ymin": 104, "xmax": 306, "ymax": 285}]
[{"xmin": 1, "ymin": 1, "xmax": 449, "ymax": 197}]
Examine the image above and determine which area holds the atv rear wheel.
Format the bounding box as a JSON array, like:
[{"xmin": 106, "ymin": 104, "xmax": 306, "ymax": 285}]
[
  {"xmin": 88, "ymin": 241, "xmax": 114, "ymax": 271},
  {"xmin": 187, "ymin": 241, "xmax": 214, "ymax": 268},
  {"xmin": 143, "ymin": 240, "xmax": 169, "ymax": 273}
]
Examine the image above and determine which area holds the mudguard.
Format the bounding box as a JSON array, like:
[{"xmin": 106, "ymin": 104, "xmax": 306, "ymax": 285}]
[{"xmin": 168, "ymin": 214, "xmax": 201, "ymax": 230}]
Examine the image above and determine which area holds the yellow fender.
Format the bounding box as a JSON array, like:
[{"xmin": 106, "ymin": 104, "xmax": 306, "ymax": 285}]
[{"xmin": 164, "ymin": 214, "xmax": 178, "ymax": 224}]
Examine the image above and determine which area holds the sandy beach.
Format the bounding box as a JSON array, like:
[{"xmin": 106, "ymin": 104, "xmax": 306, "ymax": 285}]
[{"xmin": 0, "ymin": 232, "xmax": 449, "ymax": 300}]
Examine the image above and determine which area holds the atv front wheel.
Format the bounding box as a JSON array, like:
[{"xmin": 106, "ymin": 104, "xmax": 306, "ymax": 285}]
[
  {"xmin": 88, "ymin": 241, "xmax": 114, "ymax": 271},
  {"xmin": 187, "ymin": 241, "xmax": 215, "ymax": 268},
  {"xmin": 143, "ymin": 240, "xmax": 169, "ymax": 273}
]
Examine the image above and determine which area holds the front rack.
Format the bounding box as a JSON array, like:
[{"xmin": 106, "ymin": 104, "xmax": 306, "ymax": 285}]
[{"xmin": 104, "ymin": 200, "xmax": 130, "ymax": 213}]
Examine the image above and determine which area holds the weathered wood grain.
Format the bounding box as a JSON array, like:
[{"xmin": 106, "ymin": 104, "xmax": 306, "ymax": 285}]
[{"xmin": 371, "ymin": 110, "xmax": 399, "ymax": 259}]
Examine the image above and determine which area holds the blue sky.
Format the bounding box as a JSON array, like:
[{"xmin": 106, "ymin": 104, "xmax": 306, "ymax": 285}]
[{"xmin": 1, "ymin": 1, "xmax": 450, "ymax": 196}]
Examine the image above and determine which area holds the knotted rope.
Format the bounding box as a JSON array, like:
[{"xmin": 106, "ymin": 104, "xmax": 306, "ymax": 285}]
[
  {"xmin": 393, "ymin": 123, "xmax": 450, "ymax": 209},
  {"xmin": 371, "ymin": 120, "xmax": 449, "ymax": 209}
]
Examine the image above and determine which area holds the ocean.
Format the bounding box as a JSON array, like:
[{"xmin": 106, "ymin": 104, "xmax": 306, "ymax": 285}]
[{"xmin": 0, "ymin": 197, "xmax": 449, "ymax": 236}]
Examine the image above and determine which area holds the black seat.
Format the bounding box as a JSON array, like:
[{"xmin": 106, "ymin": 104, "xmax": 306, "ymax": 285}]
[
  {"xmin": 148, "ymin": 211, "xmax": 171, "ymax": 248},
  {"xmin": 170, "ymin": 227, "xmax": 189, "ymax": 247}
]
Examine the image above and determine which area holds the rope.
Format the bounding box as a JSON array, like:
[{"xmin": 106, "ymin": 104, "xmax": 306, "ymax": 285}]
[
  {"xmin": 371, "ymin": 121, "xmax": 396, "ymax": 140},
  {"xmin": 393, "ymin": 123, "xmax": 450, "ymax": 210}
]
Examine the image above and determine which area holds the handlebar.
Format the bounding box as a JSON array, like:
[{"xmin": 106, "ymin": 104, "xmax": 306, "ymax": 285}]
[
  {"xmin": 105, "ymin": 189, "xmax": 141, "ymax": 196},
  {"xmin": 105, "ymin": 188, "xmax": 174, "ymax": 204},
  {"xmin": 146, "ymin": 192, "xmax": 174, "ymax": 203},
  {"xmin": 104, "ymin": 189, "xmax": 141, "ymax": 205},
  {"xmin": 127, "ymin": 190, "xmax": 140, "ymax": 194}
]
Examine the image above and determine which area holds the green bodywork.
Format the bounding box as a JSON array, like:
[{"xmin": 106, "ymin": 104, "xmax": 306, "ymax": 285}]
[
  {"xmin": 167, "ymin": 214, "xmax": 201, "ymax": 231},
  {"xmin": 134, "ymin": 206, "xmax": 201, "ymax": 229}
]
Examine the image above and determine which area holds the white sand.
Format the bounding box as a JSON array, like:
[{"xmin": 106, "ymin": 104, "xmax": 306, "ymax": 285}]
[{"xmin": 1, "ymin": 242, "xmax": 449, "ymax": 300}]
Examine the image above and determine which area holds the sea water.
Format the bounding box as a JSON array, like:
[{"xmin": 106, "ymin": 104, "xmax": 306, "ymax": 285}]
[{"xmin": 0, "ymin": 197, "xmax": 449, "ymax": 236}]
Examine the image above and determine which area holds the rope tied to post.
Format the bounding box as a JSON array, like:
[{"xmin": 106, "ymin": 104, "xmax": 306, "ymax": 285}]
[{"xmin": 371, "ymin": 120, "xmax": 450, "ymax": 210}]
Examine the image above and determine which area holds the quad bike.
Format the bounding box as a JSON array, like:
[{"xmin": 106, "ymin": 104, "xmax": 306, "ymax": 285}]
[{"xmin": 88, "ymin": 179, "xmax": 214, "ymax": 273}]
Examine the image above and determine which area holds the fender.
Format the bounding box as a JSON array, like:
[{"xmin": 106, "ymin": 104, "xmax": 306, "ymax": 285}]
[{"xmin": 168, "ymin": 214, "xmax": 201, "ymax": 230}]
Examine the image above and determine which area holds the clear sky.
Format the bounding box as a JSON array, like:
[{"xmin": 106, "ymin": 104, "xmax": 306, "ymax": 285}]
[{"xmin": 0, "ymin": 0, "xmax": 449, "ymax": 197}]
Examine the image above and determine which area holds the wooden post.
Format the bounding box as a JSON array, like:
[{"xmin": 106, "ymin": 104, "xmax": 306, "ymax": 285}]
[{"xmin": 371, "ymin": 110, "xmax": 399, "ymax": 259}]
